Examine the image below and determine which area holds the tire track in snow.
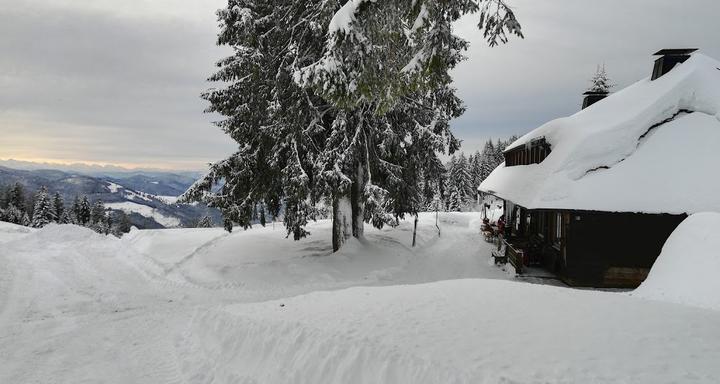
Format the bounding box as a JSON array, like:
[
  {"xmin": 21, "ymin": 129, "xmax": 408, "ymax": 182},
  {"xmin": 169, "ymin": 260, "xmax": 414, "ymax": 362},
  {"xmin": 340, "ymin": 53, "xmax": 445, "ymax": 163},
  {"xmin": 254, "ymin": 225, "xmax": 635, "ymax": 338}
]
[{"xmin": 163, "ymin": 232, "xmax": 230, "ymax": 275}]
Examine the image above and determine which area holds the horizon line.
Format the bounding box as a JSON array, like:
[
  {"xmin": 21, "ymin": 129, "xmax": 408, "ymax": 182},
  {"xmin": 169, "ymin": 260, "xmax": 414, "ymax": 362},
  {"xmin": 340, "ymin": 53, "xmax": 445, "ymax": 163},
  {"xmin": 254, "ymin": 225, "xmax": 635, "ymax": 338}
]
[{"xmin": 0, "ymin": 158, "xmax": 207, "ymax": 173}]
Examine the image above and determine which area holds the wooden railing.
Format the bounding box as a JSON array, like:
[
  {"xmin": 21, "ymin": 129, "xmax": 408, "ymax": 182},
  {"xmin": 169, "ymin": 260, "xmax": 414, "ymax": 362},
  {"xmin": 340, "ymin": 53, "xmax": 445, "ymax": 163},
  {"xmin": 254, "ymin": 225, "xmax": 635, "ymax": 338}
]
[{"xmin": 504, "ymin": 239, "xmax": 525, "ymax": 274}]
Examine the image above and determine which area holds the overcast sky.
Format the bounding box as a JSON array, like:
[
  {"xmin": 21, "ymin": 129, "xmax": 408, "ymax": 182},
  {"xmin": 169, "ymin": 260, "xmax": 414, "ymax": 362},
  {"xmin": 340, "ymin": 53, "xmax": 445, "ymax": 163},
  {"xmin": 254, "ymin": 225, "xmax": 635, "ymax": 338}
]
[{"xmin": 2, "ymin": 0, "xmax": 719, "ymax": 170}]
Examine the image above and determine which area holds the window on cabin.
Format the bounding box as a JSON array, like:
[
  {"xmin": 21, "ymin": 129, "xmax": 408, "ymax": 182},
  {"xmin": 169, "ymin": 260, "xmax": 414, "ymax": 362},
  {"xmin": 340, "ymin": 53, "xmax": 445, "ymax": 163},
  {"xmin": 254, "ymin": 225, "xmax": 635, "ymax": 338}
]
[
  {"xmin": 504, "ymin": 137, "xmax": 551, "ymax": 167},
  {"xmin": 554, "ymin": 212, "xmax": 563, "ymax": 243}
]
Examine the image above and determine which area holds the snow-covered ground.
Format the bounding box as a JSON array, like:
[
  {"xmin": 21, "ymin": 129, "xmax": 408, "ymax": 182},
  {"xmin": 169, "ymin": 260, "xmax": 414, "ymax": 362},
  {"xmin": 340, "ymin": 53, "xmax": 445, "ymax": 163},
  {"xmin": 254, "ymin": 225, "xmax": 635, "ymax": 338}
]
[
  {"xmin": 105, "ymin": 201, "xmax": 182, "ymax": 228},
  {"xmin": 0, "ymin": 221, "xmax": 34, "ymax": 243},
  {"xmin": 1, "ymin": 213, "xmax": 719, "ymax": 383},
  {"xmin": 192, "ymin": 280, "xmax": 720, "ymax": 384},
  {"xmin": 121, "ymin": 213, "xmax": 507, "ymax": 298}
]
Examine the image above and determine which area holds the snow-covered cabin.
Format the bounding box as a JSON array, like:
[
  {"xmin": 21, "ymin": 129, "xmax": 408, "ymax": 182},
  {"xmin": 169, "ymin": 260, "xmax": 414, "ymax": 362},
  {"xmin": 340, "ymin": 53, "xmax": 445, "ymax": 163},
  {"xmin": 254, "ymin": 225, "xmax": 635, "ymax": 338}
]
[{"xmin": 480, "ymin": 49, "xmax": 720, "ymax": 287}]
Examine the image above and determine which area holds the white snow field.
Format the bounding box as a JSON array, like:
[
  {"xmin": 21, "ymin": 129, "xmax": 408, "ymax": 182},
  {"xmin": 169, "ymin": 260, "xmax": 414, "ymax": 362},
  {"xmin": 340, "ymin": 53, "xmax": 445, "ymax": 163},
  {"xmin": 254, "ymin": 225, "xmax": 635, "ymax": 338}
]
[{"xmin": 1, "ymin": 213, "xmax": 719, "ymax": 383}]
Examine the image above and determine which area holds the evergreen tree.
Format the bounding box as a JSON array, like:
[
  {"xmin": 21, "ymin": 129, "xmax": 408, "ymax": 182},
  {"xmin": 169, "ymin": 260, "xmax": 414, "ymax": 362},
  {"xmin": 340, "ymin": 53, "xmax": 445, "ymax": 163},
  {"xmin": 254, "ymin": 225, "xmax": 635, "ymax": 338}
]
[
  {"xmin": 479, "ymin": 140, "xmax": 497, "ymax": 181},
  {"xmin": 457, "ymin": 153, "xmax": 475, "ymax": 203},
  {"xmin": 90, "ymin": 200, "xmax": 107, "ymax": 225},
  {"xmin": 76, "ymin": 196, "xmax": 91, "ymax": 225},
  {"xmin": 588, "ymin": 64, "xmax": 613, "ymax": 93},
  {"xmin": 89, "ymin": 200, "xmax": 109, "ymax": 235},
  {"xmin": 181, "ymin": 0, "xmax": 522, "ymax": 252},
  {"xmin": 3, "ymin": 205, "xmax": 24, "ymax": 225},
  {"xmin": 52, "ymin": 193, "xmax": 66, "ymax": 223},
  {"xmin": 31, "ymin": 187, "xmax": 55, "ymax": 228},
  {"xmin": 7, "ymin": 182, "xmax": 26, "ymax": 213},
  {"xmin": 92, "ymin": 219, "xmax": 110, "ymax": 235},
  {"xmin": 110, "ymin": 211, "xmax": 132, "ymax": 237},
  {"xmin": 195, "ymin": 216, "xmax": 214, "ymax": 228},
  {"xmin": 443, "ymin": 156, "xmax": 457, "ymax": 210},
  {"xmin": 21, "ymin": 212, "xmax": 30, "ymax": 227},
  {"xmin": 445, "ymin": 152, "xmax": 475, "ymax": 210},
  {"xmin": 469, "ymin": 150, "xmax": 481, "ymax": 189},
  {"xmin": 70, "ymin": 196, "xmax": 81, "ymax": 224},
  {"xmin": 0, "ymin": 185, "xmax": 8, "ymax": 210},
  {"xmin": 494, "ymin": 138, "xmax": 506, "ymax": 166},
  {"xmin": 447, "ymin": 185, "xmax": 466, "ymax": 212},
  {"xmin": 180, "ymin": 1, "xmax": 330, "ymax": 240}
]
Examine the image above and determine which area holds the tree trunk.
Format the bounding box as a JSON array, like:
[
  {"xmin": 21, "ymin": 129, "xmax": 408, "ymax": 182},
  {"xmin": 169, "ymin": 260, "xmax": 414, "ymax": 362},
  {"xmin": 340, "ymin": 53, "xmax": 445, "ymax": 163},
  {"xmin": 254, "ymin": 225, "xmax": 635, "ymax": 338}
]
[
  {"xmin": 435, "ymin": 209, "xmax": 441, "ymax": 237},
  {"xmin": 332, "ymin": 196, "xmax": 352, "ymax": 252},
  {"xmin": 351, "ymin": 162, "xmax": 366, "ymax": 240},
  {"xmin": 333, "ymin": 161, "xmax": 367, "ymax": 253}
]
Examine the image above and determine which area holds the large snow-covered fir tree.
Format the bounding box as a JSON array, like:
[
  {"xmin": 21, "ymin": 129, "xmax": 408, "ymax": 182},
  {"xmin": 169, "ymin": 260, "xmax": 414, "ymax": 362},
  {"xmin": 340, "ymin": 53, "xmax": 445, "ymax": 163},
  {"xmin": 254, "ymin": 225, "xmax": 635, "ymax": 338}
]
[
  {"xmin": 182, "ymin": 0, "xmax": 522, "ymax": 251},
  {"xmin": 181, "ymin": 1, "xmax": 332, "ymax": 241}
]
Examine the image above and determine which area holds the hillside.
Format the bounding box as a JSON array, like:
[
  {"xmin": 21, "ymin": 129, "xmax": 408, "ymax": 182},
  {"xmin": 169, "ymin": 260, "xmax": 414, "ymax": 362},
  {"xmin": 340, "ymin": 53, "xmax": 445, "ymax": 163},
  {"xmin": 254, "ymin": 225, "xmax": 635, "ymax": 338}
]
[{"xmin": 0, "ymin": 166, "xmax": 220, "ymax": 229}]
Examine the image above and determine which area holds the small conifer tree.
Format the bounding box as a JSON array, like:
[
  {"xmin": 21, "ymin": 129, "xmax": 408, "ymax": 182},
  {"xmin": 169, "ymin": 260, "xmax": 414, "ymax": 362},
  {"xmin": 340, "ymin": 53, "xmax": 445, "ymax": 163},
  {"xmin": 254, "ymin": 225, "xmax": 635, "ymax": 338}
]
[
  {"xmin": 588, "ymin": 64, "xmax": 613, "ymax": 93},
  {"xmin": 53, "ymin": 193, "xmax": 66, "ymax": 223},
  {"xmin": 31, "ymin": 187, "xmax": 56, "ymax": 228}
]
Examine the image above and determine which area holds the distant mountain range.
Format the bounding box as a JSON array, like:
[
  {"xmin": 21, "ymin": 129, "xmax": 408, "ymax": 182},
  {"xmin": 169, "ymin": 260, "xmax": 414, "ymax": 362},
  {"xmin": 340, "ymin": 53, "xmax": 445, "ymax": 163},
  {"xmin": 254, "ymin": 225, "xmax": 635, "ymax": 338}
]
[
  {"xmin": 0, "ymin": 165, "xmax": 221, "ymax": 230},
  {"xmin": 0, "ymin": 159, "xmax": 204, "ymax": 179}
]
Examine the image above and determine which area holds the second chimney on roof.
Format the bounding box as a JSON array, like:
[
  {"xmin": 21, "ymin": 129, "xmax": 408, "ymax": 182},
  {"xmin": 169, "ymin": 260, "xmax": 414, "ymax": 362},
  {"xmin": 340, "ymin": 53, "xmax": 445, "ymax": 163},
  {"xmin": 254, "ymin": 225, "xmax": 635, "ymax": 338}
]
[
  {"xmin": 651, "ymin": 48, "xmax": 698, "ymax": 80},
  {"xmin": 582, "ymin": 90, "xmax": 609, "ymax": 110}
]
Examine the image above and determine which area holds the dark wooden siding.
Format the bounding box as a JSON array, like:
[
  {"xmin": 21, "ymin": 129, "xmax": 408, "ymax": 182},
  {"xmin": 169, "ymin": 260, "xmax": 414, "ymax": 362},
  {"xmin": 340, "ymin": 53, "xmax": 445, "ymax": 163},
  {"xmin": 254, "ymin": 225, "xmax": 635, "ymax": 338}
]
[{"xmin": 563, "ymin": 211, "xmax": 687, "ymax": 287}]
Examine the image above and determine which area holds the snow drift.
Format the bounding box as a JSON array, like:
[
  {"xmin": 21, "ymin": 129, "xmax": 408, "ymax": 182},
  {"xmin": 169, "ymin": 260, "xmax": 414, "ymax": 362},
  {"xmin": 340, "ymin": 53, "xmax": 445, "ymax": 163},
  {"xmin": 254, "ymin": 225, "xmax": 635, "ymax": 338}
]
[
  {"xmin": 181, "ymin": 279, "xmax": 720, "ymax": 384},
  {"xmin": 0, "ymin": 221, "xmax": 33, "ymax": 243},
  {"xmin": 633, "ymin": 212, "xmax": 720, "ymax": 310}
]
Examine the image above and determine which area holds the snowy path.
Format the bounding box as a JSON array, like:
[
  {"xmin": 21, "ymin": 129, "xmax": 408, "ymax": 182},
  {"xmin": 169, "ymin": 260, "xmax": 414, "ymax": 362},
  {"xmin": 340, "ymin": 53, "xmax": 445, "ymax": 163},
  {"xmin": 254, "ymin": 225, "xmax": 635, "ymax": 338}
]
[{"xmin": 123, "ymin": 213, "xmax": 507, "ymax": 300}]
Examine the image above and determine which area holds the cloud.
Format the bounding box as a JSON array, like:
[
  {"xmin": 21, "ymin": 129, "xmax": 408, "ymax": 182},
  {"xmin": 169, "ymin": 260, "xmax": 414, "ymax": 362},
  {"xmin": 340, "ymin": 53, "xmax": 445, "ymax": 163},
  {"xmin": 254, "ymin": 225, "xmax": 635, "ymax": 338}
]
[
  {"xmin": 1, "ymin": 0, "xmax": 719, "ymax": 167},
  {"xmin": 451, "ymin": 0, "xmax": 720, "ymax": 154},
  {"xmin": 0, "ymin": 0, "xmax": 234, "ymax": 169}
]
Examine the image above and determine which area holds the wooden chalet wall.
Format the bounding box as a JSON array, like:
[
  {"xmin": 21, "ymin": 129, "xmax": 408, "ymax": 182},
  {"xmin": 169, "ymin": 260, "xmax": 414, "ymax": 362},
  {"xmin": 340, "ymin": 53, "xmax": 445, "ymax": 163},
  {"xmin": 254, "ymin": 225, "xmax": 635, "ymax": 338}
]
[
  {"xmin": 562, "ymin": 211, "xmax": 687, "ymax": 287},
  {"xmin": 504, "ymin": 204, "xmax": 687, "ymax": 288}
]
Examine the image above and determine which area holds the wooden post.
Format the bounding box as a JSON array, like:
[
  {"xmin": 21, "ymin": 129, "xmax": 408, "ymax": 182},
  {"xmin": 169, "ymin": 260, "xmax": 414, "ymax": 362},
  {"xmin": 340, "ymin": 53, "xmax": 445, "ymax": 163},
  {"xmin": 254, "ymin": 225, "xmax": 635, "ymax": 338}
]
[{"xmin": 412, "ymin": 214, "xmax": 419, "ymax": 247}]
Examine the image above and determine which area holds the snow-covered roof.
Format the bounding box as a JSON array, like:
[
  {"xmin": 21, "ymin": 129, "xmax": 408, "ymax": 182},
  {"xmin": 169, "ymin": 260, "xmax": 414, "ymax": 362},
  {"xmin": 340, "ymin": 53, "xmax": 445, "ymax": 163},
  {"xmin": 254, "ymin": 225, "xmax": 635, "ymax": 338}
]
[{"xmin": 480, "ymin": 53, "xmax": 720, "ymax": 214}]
